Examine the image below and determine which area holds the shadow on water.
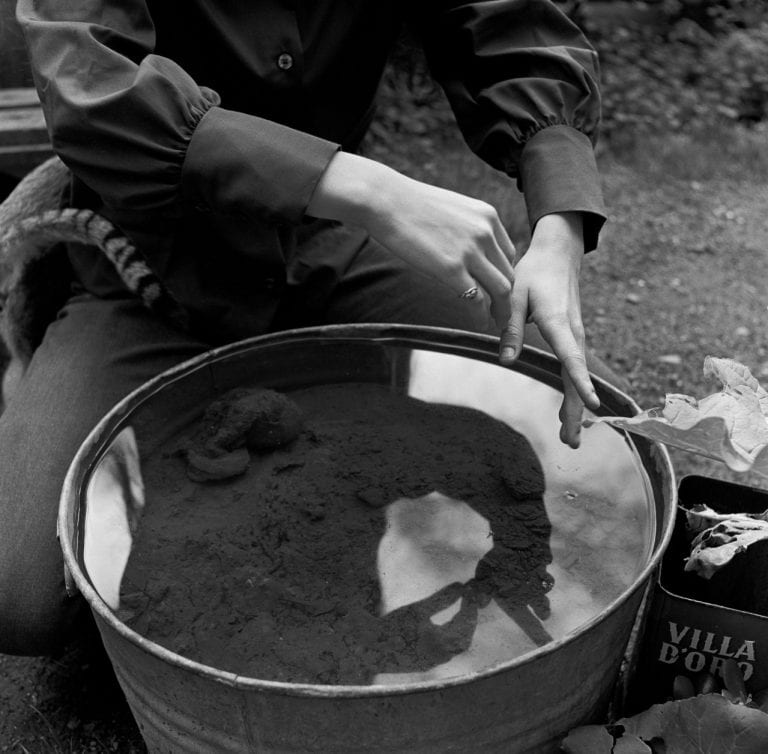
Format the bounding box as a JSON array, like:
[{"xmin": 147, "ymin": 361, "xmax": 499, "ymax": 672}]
[
  {"xmin": 79, "ymin": 346, "xmax": 653, "ymax": 688},
  {"xmin": 83, "ymin": 386, "xmax": 555, "ymax": 686}
]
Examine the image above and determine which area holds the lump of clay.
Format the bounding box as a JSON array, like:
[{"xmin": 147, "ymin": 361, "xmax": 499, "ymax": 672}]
[
  {"xmin": 186, "ymin": 447, "xmax": 250, "ymax": 483},
  {"xmin": 186, "ymin": 386, "xmax": 303, "ymax": 482},
  {"xmin": 202, "ymin": 387, "xmax": 303, "ymax": 452}
]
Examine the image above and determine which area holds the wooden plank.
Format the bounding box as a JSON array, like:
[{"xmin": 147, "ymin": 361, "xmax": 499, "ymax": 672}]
[
  {"xmin": 0, "ymin": 107, "xmax": 47, "ymax": 135},
  {"xmin": 0, "ymin": 86, "xmax": 51, "ymax": 177},
  {"xmin": 0, "ymin": 87, "xmax": 41, "ymax": 109},
  {"xmin": 0, "ymin": 144, "xmax": 53, "ymax": 178}
]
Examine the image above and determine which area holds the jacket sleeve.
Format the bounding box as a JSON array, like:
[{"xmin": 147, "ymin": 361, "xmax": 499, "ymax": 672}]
[
  {"xmin": 411, "ymin": 0, "xmax": 607, "ymax": 250},
  {"xmin": 16, "ymin": 0, "xmax": 339, "ymax": 225}
]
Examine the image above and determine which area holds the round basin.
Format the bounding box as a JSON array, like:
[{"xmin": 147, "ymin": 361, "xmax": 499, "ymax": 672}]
[{"xmin": 59, "ymin": 324, "xmax": 676, "ymax": 753}]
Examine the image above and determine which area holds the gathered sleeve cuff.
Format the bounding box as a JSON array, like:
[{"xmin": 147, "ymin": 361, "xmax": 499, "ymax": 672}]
[
  {"xmin": 17, "ymin": 0, "xmax": 339, "ymax": 230},
  {"xmin": 412, "ymin": 0, "xmax": 607, "ymax": 250},
  {"xmin": 518, "ymin": 125, "xmax": 605, "ymax": 251},
  {"xmin": 181, "ymin": 107, "xmax": 339, "ymax": 226}
]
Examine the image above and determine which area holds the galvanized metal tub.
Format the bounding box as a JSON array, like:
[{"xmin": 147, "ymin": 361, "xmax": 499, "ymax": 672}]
[{"xmin": 59, "ymin": 324, "xmax": 676, "ymax": 753}]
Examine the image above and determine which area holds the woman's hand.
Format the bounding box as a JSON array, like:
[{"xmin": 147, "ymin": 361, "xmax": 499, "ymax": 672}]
[
  {"xmin": 308, "ymin": 153, "xmax": 598, "ymax": 447},
  {"xmin": 499, "ymin": 212, "xmax": 600, "ymax": 448},
  {"xmin": 307, "ymin": 151, "xmax": 517, "ymax": 328}
]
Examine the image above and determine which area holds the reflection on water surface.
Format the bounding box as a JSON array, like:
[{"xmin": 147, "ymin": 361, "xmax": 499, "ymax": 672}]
[{"xmin": 81, "ymin": 347, "xmax": 653, "ymax": 685}]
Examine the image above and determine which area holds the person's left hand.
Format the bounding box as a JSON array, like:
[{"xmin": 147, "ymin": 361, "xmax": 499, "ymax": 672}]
[{"xmin": 498, "ymin": 212, "xmax": 599, "ymax": 448}]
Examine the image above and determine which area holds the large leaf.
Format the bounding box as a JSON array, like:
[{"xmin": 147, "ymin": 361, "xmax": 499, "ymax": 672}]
[
  {"xmin": 619, "ymin": 694, "xmax": 768, "ymax": 753},
  {"xmin": 585, "ymin": 357, "xmax": 768, "ymax": 477},
  {"xmin": 563, "ymin": 695, "xmax": 768, "ymax": 754},
  {"xmin": 559, "ymin": 724, "xmax": 616, "ymax": 753}
]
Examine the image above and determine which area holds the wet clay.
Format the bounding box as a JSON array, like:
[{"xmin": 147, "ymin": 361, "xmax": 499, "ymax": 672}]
[
  {"xmin": 119, "ymin": 382, "xmax": 553, "ymax": 685},
  {"xmin": 185, "ymin": 387, "xmax": 303, "ymax": 481}
]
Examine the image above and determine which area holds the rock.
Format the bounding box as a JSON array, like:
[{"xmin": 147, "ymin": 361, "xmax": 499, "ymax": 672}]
[
  {"xmin": 658, "ymin": 354, "xmax": 683, "ymax": 366},
  {"xmin": 186, "ymin": 386, "xmax": 304, "ymax": 482}
]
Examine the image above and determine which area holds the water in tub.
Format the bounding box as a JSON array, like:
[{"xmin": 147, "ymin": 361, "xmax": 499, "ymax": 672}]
[{"xmin": 82, "ymin": 350, "xmax": 653, "ymax": 686}]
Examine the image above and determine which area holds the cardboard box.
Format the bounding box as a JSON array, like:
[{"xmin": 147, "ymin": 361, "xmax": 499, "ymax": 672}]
[{"xmin": 627, "ymin": 475, "xmax": 768, "ymax": 712}]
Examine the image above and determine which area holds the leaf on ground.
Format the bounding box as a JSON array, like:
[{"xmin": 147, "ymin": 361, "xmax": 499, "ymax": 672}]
[
  {"xmin": 618, "ymin": 693, "xmax": 768, "ymax": 754},
  {"xmin": 613, "ymin": 735, "xmax": 653, "ymax": 753},
  {"xmin": 683, "ymin": 504, "xmax": 768, "ymax": 578},
  {"xmin": 585, "ymin": 357, "xmax": 768, "ymax": 477},
  {"xmin": 559, "ymin": 724, "xmax": 615, "ymax": 753}
]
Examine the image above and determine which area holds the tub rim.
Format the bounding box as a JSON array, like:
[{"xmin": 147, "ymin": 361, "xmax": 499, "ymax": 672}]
[{"xmin": 58, "ymin": 323, "xmax": 677, "ymax": 699}]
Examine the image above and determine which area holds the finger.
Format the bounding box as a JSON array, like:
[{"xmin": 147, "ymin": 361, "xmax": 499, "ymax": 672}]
[
  {"xmin": 454, "ymin": 272, "xmax": 488, "ymax": 317},
  {"xmin": 559, "ymin": 369, "xmax": 584, "ymax": 448},
  {"xmin": 490, "ymin": 217, "xmax": 518, "ymax": 268},
  {"xmin": 536, "ymin": 319, "xmax": 599, "ymax": 411},
  {"xmin": 484, "ymin": 242, "xmax": 515, "ymax": 288},
  {"xmin": 499, "ymin": 284, "xmax": 528, "ymax": 365},
  {"xmin": 467, "ymin": 256, "xmax": 513, "ymax": 328},
  {"xmin": 415, "ymin": 581, "xmax": 467, "ymax": 616}
]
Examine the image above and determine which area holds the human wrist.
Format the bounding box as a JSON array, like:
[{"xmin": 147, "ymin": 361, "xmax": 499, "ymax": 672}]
[
  {"xmin": 529, "ymin": 212, "xmax": 584, "ymax": 261},
  {"xmin": 307, "ymin": 151, "xmax": 396, "ymax": 229}
]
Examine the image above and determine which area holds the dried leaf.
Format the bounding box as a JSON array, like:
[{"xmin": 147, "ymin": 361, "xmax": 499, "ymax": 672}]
[
  {"xmin": 683, "ymin": 505, "xmax": 768, "ymax": 578},
  {"xmin": 585, "ymin": 357, "xmax": 768, "ymax": 477},
  {"xmin": 704, "ymin": 356, "xmax": 768, "ymax": 417}
]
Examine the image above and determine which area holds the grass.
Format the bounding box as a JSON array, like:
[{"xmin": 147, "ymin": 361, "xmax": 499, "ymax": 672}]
[{"xmin": 606, "ymin": 123, "xmax": 768, "ymax": 183}]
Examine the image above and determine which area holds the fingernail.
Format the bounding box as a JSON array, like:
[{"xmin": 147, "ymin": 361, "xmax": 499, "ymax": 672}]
[{"xmin": 500, "ymin": 346, "xmax": 516, "ymax": 363}]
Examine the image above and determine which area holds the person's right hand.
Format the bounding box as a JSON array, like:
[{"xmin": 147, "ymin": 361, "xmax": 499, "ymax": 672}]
[{"xmin": 307, "ymin": 151, "xmax": 517, "ymax": 329}]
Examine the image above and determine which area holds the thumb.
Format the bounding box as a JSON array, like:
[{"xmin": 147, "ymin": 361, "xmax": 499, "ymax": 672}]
[{"xmin": 499, "ymin": 289, "xmax": 528, "ymax": 365}]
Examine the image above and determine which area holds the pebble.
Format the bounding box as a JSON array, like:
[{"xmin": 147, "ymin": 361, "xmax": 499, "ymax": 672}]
[
  {"xmin": 734, "ymin": 326, "xmax": 750, "ymax": 338},
  {"xmin": 689, "ymin": 242, "xmax": 716, "ymax": 254},
  {"xmin": 658, "ymin": 354, "xmax": 683, "ymax": 366},
  {"xmin": 625, "ymin": 292, "xmax": 641, "ymax": 304}
]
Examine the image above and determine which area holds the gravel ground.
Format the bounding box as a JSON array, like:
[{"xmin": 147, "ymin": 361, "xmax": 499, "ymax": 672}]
[
  {"xmin": 582, "ymin": 134, "xmax": 768, "ymax": 487},
  {"xmin": 2, "ymin": 124, "xmax": 768, "ymax": 751}
]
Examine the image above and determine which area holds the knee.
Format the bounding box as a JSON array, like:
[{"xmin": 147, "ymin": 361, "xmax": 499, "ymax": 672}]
[{"xmin": 0, "ymin": 570, "xmax": 86, "ymax": 656}]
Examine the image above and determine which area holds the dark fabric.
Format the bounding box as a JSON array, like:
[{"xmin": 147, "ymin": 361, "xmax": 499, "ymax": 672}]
[
  {"xmin": 18, "ymin": 0, "xmax": 606, "ymax": 344},
  {"xmin": 518, "ymin": 126, "xmax": 605, "ymax": 252},
  {"xmin": 0, "ymin": 295, "xmax": 208, "ymax": 655}
]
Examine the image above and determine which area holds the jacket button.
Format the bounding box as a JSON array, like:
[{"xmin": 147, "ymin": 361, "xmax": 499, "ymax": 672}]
[{"xmin": 276, "ymin": 52, "xmax": 294, "ymax": 71}]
